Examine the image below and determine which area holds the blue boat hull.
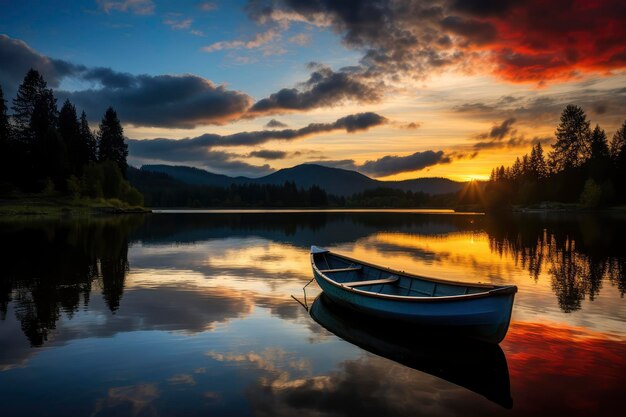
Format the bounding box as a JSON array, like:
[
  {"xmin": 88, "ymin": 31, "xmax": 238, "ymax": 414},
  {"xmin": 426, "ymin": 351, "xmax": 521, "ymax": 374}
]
[{"xmin": 311, "ymin": 252, "xmax": 516, "ymax": 343}]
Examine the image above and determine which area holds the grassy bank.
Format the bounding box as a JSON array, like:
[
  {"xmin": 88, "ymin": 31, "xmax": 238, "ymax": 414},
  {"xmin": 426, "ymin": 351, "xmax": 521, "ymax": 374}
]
[{"xmin": 0, "ymin": 195, "xmax": 150, "ymax": 219}]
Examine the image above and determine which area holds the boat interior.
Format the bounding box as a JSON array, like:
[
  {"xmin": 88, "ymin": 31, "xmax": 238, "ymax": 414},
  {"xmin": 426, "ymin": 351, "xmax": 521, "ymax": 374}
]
[{"xmin": 313, "ymin": 251, "xmax": 491, "ymax": 298}]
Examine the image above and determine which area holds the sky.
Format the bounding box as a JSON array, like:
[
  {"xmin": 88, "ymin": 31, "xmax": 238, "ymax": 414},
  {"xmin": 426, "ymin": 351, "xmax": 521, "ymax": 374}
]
[{"xmin": 1, "ymin": 0, "xmax": 625, "ymax": 181}]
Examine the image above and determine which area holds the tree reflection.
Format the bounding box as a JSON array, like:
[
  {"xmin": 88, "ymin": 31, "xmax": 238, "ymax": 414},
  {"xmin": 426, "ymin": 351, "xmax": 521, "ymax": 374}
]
[
  {"xmin": 486, "ymin": 214, "xmax": 626, "ymax": 312},
  {"xmin": 0, "ymin": 216, "xmax": 143, "ymax": 345}
]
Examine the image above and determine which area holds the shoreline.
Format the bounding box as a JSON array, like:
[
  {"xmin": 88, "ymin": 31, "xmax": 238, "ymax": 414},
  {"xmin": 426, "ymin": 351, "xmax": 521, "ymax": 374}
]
[{"xmin": 0, "ymin": 197, "xmax": 151, "ymax": 219}]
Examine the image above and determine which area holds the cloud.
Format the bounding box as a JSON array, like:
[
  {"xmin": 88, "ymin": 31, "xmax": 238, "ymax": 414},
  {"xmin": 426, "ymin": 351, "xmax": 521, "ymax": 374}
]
[
  {"xmin": 402, "ymin": 122, "xmax": 421, "ymax": 129},
  {"xmin": 249, "ymin": 150, "xmax": 288, "ymax": 160},
  {"xmin": 247, "ymin": 0, "xmax": 626, "ymax": 83},
  {"xmin": 451, "ymin": 84, "xmax": 626, "ymax": 132},
  {"xmin": 202, "ymin": 29, "xmax": 278, "ymax": 52},
  {"xmin": 265, "ymin": 119, "xmax": 288, "ymax": 128},
  {"xmin": 163, "ymin": 18, "xmax": 193, "ymax": 30},
  {"xmin": 128, "ymin": 112, "xmax": 386, "ymax": 171},
  {"xmin": 0, "ymin": 35, "xmax": 253, "ymax": 128},
  {"xmin": 468, "ymin": 117, "xmax": 555, "ymax": 151},
  {"xmin": 360, "ymin": 150, "xmax": 452, "ymax": 177},
  {"xmin": 249, "ymin": 64, "xmax": 382, "ymax": 115},
  {"xmin": 288, "ymin": 33, "xmax": 311, "ymax": 46},
  {"xmin": 60, "ymin": 74, "xmax": 252, "ymax": 128},
  {"xmin": 309, "ymin": 150, "xmax": 453, "ymax": 178},
  {"xmin": 473, "ymin": 134, "xmax": 552, "ymax": 151},
  {"xmin": 97, "ymin": 0, "xmax": 155, "ymax": 15},
  {"xmin": 0, "ymin": 34, "xmax": 82, "ymax": 97},
  {"xmin": 198, "ymin": 2, "xmax": 217, "ymax": 12},
  {"xmin": 477, "ymin": 118, "xmax": 517, "ymax": 140}
]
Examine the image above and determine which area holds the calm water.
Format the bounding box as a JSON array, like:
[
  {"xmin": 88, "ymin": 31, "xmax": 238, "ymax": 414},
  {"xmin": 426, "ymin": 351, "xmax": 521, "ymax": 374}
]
[{"xmin": 0, "ymin": 211, "xmax": 624, "ymax": 416}]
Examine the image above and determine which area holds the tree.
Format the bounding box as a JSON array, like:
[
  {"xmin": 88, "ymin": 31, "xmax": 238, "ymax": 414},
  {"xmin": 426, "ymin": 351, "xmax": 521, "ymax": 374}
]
[
  {"xmin": 79, "ymin": 111, "xmax": 97, "ymax": 164},
  {"xmin": 0, "ymin": 84, "xmax": 12, "ymax": 188},
  {"xmin": 98, "ymin": 107, "xmax": 128, "ymax": 177},
  {"xmin": 11, "ymin": 69, "xmax": 49, "ymax": 143},
  {"xmin": 610, "ymin": 120, "xmax": 626, "ymax": 161},
  {"xmin": 58, "ymin": 100, "xmax": 82, "ymax": 175},
  {"xmin": 611, "ymin": 121, "xmax": 626, "ymax": 200},
  {"xmin": 529, "ymin": 143, "xmax": 547, "ymax": 179},
  {"xmin": 586, "ymin": 125, "xmax": 611, "ymax": 184},
  {"xmin": 549, "ymin": 105, "xmax": 591, "ymax": 172},
  {"xmin": 589, "ymin": 125, "xmax": 610, "ymax": 160}
]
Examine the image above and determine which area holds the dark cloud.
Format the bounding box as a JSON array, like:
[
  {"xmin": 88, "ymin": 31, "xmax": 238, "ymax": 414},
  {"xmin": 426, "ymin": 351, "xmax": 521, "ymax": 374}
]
[
  {"xmin": 0, "ymin": 35, "xmax": 253, "ymax": 129},
  {"xmin": 310, "ymin": 148, "xmax": 454, "ymax": 177},
  {"xmin": 80, "ymin": 67, "xmax": 135, "ymax": 89},
  {"xmin": 249, "ymin": 64, "xmax": 382, "ymax": 115},
  {"xmin": 439, "ymin": 16, "xmax": 496, "ymax": 45},
  {"xmin": 128, "ymin": 112, "xmax": 386, "ymax": 171},
  {"xmin": 482, "ymin": 118, "xmax": 516, "ymax": 140},
  {"xmin": 265, "ymin": 119, "xmax": 288, "ymax": 128},
  {"xmin": 0, "ymin": 34, "xmax": 82, "ymax": 97},
  {"xmin": 247, "ymin": 0, "xmax": 626, "ymax": 83},
  {"xmin": 60, "ymin": 74, "xmax": 252, "ymax": 128},
  {"xmin": 473, "ymin": 134, "xmax": 551, "ymax": 151},
  {"xmin": 359, "ymin": 150, "xmax": 451, "ymax": 177},
  {"xmin": 249, "ymin": 150, "xmax": 288, "ymax": 160}
]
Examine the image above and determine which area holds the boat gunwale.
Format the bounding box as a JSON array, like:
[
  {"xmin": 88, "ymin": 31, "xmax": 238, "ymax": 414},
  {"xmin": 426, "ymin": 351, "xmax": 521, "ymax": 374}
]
[{"xmin": 311, "ymin": 249, "xmax": 517, "ymax": 303}]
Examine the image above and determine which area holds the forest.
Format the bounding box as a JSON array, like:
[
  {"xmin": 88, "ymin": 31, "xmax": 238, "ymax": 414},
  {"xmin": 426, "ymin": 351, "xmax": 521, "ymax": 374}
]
[
  {"xmin": 485, "ymin": 105, "xmax": 626, "ymax": 209},
  {"xmin": 0, "ymin": 69, "xmax": 142, "ymax": 206}
]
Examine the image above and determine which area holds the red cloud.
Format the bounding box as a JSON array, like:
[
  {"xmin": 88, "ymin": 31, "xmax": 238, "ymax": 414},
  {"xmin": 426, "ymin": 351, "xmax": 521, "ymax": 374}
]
[{"xmin": 483, "ymin": 0, "xmax": 626, "ymax": 82}]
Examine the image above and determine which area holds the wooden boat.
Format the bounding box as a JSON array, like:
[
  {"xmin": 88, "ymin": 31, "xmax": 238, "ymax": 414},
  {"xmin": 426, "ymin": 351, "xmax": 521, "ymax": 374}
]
[
  {"xmin": 310, "ymin": 246, "xmax": 517, "ymax": 343},
  {"xmin": 310, "ymin": 294, "xmax": 513, "ymax": 408}
]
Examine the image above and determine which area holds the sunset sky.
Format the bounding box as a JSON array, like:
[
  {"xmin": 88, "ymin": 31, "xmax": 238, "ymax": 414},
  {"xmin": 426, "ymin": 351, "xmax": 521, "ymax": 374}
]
[{"xmin": 1, "ymin": 0, "xmax": 625, "ymax": 181}]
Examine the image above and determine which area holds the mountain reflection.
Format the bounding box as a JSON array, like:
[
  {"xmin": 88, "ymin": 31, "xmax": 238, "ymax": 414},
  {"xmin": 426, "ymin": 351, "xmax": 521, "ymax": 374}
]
[{"xmin": 0, "ymin": 216, "xmax": 143, "ymax": 346}]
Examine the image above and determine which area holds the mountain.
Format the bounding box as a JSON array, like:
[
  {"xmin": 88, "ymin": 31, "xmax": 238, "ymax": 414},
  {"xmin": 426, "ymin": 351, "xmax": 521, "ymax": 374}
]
[
  {"xmin": 140, "ymin": 164, "xmax": 248, "ymax": 187},
  {"xmin": 140, "ymin": 163, "xmax": 464, "ymax": 196}
]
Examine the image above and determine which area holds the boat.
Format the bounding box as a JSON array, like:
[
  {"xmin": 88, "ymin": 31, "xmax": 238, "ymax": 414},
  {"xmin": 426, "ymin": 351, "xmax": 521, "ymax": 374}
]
[
  {"xmin": 310, "ymin": 294, "xmax": 513, "ymax": 408},
  {"xmin": 310, "ymin": 246, "xmax": 517, "ymax": 343}
]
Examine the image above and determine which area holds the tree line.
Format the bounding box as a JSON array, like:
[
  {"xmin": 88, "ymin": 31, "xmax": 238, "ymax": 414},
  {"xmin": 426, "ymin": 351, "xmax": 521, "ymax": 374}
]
[
  {"xmin": 129, "ymin": 167, "xmax": 459, "ymax": 208},
  {"xmin": 0, "ymin": 69, "xmax": 142, "ymax": 206},
  {"xmin": 486, "ymin": 105, "xmax": 626, "ymax": 209}
]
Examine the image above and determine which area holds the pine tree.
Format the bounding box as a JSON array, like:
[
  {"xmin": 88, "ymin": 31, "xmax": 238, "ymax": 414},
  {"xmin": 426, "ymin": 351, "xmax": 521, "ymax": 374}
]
[
  {"xmin": 529, "ymin": 143, "xmax": 547, "ymax": 179},
  {"xmin": 98, "ymin": 107, "xmax": 128, "ymax": 177},
  {"xmin": 587, "ymin": 125, "xmax": 610, "ymax": 181},
  {"xmin": 0, "ymin": 84, "xmax": 11, "ymax": 186},
  {"xmin": 549, "ymin": 105, "xmax": 591, "ymax": 172},
  {"xmin": 11, "ymin": 69, "xmax": 49, "ymax": 143},
  {"xmin": 0, "ymin": 85, "xmax": 9, "ymax": 144},
  {"xmin": 79, "ymin": 111, "xmax": 97, "ymax": 164},
  {"xmin": 610, "ymin": 120, "xmax": 626, "ymax": 162},
  {"xmin": 589, "ymin": 125, "xmax": 609, "ymax": 160},
  {"xmin": 59, "ymin": 100, "xmax": 82, "ymax": 175}
]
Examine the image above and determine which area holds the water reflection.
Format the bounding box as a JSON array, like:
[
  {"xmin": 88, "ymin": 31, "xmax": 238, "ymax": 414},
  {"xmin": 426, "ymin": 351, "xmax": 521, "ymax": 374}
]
[
  {"xmin": 485, "ymin": 214, "xmax": 626, "ymax": 312},
  {"xmin": 309, "ymin": 294, "xmax": 512, "ymax": 408},
  {"xmin": 0, "ymin": 212, "xmax": 624, "ymax": 416},
  {"xmin": 0, "ymin": 216, "xmax": 143, "ymax": 346}
]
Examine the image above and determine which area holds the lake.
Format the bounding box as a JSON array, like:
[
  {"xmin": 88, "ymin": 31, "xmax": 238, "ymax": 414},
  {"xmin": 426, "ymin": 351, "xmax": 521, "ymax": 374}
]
[{"xmin": 0, "ymin": 211, "xmax": 624, "ymax": 416}]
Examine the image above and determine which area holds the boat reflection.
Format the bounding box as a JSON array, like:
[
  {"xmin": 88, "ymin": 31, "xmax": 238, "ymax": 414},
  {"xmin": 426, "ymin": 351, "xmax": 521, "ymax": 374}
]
[{"xmin": 309, "ymin": 294, "xmax": 513, "ymax": 409}]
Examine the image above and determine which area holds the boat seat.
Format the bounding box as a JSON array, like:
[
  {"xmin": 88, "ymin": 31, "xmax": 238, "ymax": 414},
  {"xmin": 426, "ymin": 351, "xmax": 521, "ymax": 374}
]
[
  {"xmin": 319, "ymin": 266, "xmax": 362, "ymax": 273},
  {"xmin": 342, "ymin": 275, "xmax": 399, "ymax": 288}
]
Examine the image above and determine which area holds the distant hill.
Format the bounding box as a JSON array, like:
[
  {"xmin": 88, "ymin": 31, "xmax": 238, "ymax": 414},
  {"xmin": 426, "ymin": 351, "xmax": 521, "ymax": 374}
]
[
  {"xmin": 140, "ymin": 163, "xmax": 464, "ymax": 196},
  {"xmin": 140, "ymin": 164, "xmax": 248, "ymax": 187}
]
